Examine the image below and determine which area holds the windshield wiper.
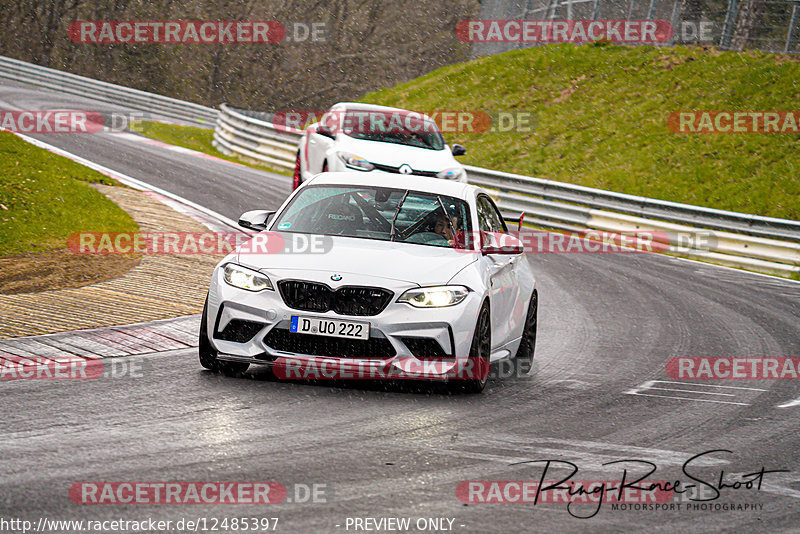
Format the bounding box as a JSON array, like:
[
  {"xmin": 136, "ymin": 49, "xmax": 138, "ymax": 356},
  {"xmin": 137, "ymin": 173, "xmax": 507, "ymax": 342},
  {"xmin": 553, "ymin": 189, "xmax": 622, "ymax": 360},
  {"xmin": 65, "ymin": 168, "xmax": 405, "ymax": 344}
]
[
  {"xmin": 389, "ymin": 190, "xmax": 409, "ymax": 241},
  {"xmin": 437, "ymin": 195, "xmax": 459, "ymax": 248}
]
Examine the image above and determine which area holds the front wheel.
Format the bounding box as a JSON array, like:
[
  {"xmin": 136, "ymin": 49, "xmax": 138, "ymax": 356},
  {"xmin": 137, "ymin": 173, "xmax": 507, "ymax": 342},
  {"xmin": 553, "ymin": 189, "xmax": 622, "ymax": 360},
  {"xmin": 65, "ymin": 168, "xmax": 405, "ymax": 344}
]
[
  {"xmin": 457, "ymin": 302, "xmax": 492, "ymax": 394},
  {"xmin": 198, "ymin": 297, "xmax": 249, "ymax": 377}
]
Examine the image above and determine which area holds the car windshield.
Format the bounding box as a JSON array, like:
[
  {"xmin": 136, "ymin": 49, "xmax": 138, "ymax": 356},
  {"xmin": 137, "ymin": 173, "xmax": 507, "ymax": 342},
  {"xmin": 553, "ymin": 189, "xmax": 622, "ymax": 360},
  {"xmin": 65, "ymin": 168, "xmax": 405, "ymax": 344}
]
[
  {"xmin": 340, "ymin": 110, "xmax": 445, "ymax": 150},
  {"xmin": 273, "ymin": 185, "xmax": 471, "ymax": 249}
]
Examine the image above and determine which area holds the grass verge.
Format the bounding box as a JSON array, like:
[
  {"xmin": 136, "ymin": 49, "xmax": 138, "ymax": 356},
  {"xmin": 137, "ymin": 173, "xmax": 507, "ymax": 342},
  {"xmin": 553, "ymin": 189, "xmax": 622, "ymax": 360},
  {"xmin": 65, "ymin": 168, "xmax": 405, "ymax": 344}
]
[
  {"xmin": 131, "ymin": 121, "xmax": 291, "ymax": 176},
  {"xmin": 0, "ymin": 131, "xmax": 140, "ymax": 293},
  {"xmin": 361, "ymin": 44, "xmax": 800, "ymax": 221},
  {"xmin": 0, "ymin": 131, "xmax": 138, "ymax": 256}
]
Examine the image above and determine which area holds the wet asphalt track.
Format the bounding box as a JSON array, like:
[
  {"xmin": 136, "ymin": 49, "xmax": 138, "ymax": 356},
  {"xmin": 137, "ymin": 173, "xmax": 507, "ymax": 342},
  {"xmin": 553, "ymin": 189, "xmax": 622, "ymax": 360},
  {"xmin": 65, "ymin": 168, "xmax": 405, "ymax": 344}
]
[{"xmin": 1, "ymin": 82, "xmax": 800, "ymax": 533}]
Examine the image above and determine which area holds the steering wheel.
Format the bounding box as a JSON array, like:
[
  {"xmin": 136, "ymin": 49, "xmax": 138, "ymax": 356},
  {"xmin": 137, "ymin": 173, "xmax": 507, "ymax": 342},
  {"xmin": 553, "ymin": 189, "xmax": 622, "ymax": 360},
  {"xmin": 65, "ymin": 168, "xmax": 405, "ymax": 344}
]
[{"xmin": 351, "ymin": 192, "xmax": 392, "ymax": 232}]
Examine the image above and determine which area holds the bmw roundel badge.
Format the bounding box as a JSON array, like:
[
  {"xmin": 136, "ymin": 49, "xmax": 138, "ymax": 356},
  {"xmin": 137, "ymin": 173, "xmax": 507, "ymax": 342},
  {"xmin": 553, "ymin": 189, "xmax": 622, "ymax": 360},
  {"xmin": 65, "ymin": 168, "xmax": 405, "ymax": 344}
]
[{"xmin": 331, "ymin": 274, "xmax": 343, "ymax": 281}]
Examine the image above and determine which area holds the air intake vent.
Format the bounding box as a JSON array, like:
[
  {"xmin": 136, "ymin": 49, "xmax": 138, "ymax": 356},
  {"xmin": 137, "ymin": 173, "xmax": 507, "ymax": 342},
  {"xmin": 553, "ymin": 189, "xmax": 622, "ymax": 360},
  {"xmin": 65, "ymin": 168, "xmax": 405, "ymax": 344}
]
[{"xmin": 278, "ymin": 280, "xmax": 393, "ymax": 316}]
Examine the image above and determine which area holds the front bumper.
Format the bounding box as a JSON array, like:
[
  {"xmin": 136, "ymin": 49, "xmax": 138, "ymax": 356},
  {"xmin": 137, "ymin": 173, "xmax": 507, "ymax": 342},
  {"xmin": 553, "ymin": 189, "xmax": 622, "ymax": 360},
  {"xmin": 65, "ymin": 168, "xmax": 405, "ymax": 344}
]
[{"xmin": 206, "ymin": 266, "xmax": 482, "ymax": 380}]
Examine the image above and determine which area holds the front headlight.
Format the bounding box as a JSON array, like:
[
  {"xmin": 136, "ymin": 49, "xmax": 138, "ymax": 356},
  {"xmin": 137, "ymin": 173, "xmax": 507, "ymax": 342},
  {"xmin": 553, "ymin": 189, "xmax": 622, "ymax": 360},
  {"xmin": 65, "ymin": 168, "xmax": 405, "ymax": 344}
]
[
  {"xmin": 436, "ymin": 167, "xmax": 466, "ymax": 181},
  {"xmin": 337, "ymin": 152, "xmax": 374, "ymax": 171},
  {"xmin": 397, "ymin": 285, "xmax": 470, "ymax": 308},
  {"xmin": 223, "ymin": 263, "xmax": 273, "ymax": 292}
]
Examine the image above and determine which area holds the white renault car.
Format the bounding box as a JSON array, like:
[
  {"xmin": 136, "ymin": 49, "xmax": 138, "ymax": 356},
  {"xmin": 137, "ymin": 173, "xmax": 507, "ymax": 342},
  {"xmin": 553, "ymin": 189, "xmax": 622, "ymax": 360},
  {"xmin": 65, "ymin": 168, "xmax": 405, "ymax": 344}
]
[
  {"xmin": 292, "ymin": 102, "xmax": 467, "ymax": 190},
  {"xmin": 200, "ymin": 172, "xmax": 537, "ymax": 392}
]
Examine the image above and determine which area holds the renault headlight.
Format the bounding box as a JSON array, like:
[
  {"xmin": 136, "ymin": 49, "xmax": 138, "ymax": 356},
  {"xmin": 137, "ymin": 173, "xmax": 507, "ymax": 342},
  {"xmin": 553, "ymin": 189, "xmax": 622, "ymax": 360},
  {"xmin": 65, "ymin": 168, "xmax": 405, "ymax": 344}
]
[
  {"xmin": 397, "ymin": 285, "xmax": 470, "ymax": 308},
  {"xmin": 223, "ymin": 264, "xmax": 273, "ymax": 292},
  {"xmin": 436, "ymin": 167, "xmax": 466, "ymax": 181},
  {"xmin": 338, "ymin": 152, "xmax": 374, "ymax": 171}
]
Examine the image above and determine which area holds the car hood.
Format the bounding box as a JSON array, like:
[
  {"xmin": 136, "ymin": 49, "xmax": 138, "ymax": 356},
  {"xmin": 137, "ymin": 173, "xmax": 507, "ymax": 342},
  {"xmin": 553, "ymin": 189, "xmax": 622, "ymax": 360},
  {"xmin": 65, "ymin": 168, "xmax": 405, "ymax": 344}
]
[
  {"xmin": 335, "ymin": 135, "xmax": 460, "ymax": 172},
  {"xmin": 235, "ymin": 234, "xmax": 477, "ymax": 287}
]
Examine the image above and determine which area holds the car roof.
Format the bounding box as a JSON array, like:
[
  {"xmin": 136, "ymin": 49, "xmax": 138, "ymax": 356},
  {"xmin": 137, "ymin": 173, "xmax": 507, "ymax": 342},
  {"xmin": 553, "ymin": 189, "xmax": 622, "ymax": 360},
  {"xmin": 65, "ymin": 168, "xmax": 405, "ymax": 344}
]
[
  {"xmin": 332, "ymin": 102, "xmax": 436, "ymax": 123},
  {"xmin": 305, "ymin": 171, "xmax": 479, "ymax": 200}
]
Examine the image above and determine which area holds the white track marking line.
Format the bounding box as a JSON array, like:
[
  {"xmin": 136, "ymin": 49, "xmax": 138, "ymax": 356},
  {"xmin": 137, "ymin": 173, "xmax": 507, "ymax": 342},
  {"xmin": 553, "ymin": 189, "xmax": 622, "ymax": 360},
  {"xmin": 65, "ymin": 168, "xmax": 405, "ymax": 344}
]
[
  {"xmin": 10, "ymin": 131, "xmax": 242, "ymax": 230},
  {"xmin": 646, "ymin": 386, "xmax": 735, "ymax": 396},
  {"xmin": 628, "ymin": 392, "xmax": 751, "ymax": 406},
  {"xmin": 650, "ymin": 380, "xmax": 767, "ymax": 391},
  {"xmin": 625, "ymin": 380, "xmax": 765, "ymax": 406},
  {"xmin": 777, "ymin": 397, "xmax": 800, "ymax": 408},
  {"xmin": 467, "ymin": 435, "xmax": 729, "ymax": 467}
]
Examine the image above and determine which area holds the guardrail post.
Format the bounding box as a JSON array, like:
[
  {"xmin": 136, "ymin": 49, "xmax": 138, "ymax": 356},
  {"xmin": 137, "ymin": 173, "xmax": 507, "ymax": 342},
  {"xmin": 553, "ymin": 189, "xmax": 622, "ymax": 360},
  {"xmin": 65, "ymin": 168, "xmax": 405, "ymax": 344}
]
[
  {"xmin": 784, "ymin": 2, "xmax": 800, "ymax": 54},
  {"xmin": 720, "ymin": 0, "xmax": 739, "ymax": 50},
  {"xmin": 647, "ymin": 0, "xmax": 658, "ymax": 21}
]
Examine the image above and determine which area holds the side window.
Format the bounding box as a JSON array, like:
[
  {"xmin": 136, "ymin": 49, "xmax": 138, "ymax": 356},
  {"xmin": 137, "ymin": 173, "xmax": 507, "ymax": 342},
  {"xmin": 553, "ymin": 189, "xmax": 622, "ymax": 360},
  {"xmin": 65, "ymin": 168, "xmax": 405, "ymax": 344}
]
[{"xmin": 477, "ymin": 196, "xmax": 507, "ymax": 233}]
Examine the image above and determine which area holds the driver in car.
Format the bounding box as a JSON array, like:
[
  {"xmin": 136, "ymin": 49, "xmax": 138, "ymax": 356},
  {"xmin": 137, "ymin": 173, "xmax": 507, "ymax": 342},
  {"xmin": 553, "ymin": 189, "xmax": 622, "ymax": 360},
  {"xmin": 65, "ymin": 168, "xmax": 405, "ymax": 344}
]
[{"xmin": 434, "ymin": 213, "xmax": 458, "ymax": 247}]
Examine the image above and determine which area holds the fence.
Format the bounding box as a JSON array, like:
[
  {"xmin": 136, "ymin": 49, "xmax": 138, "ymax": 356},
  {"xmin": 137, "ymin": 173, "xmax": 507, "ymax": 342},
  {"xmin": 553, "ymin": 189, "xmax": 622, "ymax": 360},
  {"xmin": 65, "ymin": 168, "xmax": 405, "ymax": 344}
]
[
  {"xmin": 212, "ymin": 104, "xmax": 301, "ymax": 171},
  {"xmin": 464, "ymin": 165, "xmax": 800, "ymax": 276},
  {"xmin": 0, "ymin": 55, "xmax": 217, "ymax": 127},
  {"xmin": 471, "ymin": 0, "xmax": 800, "ymax": 58}
]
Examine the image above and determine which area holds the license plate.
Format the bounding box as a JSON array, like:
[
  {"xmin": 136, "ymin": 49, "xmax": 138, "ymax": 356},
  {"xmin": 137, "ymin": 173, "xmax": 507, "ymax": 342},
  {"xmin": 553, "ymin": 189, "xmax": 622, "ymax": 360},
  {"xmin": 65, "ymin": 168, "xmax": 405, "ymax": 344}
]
[{"xmin": 290, "ymin": 316, "xmax": 370, "ymax": 340}]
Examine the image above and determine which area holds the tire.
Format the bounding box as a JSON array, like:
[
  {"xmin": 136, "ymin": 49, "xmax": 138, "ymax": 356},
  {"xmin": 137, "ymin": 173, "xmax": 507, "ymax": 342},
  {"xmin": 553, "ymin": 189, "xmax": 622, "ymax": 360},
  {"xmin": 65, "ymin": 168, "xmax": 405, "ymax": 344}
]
[
  {"xmin": 292, "ymin": 151, "xmax": 302, "ymax": 190},
  {"xmin": 198, "ymin": 296, "xmax": 249, "ymax": 377},
  {"xmin": 458, "ymin": 301, "xmax": 492, "ymax": 394},
  {"xmin": 514, "ymin": 291, "xmax": 538, "ymax": 376}
]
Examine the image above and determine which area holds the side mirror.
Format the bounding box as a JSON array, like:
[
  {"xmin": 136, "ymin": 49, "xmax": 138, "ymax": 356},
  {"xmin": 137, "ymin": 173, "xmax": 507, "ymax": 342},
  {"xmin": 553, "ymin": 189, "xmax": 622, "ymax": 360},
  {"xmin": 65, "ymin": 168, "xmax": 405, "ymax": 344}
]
[
  {"xmin": 452, "ymin": 144, "xmax": 466, "ymax": 156},
  {"xmin": 238, "ymin": 210, "xmax": 275, "ymax": 232},
  {"xmin": 502, "ymin": 211, "xmax": 526, "ymax": 232},
  {"xmin": 316, "ymin": 124, "xmax": 335, "ymax": 139},
  {"xmin": 481, "ymin": 232, "xmax": 524, "ymax": 255},
  {"xmin": 316, "ymin": 112, "xmax": 339, "ymax": 139}
]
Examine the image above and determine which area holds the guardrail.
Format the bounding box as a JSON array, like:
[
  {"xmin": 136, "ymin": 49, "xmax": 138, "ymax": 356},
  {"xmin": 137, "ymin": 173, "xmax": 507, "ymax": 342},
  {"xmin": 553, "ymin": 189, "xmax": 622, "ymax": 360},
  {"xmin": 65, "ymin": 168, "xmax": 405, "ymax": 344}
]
[
  {"xmin": 211, "ymin": 103, "xmax": 799, "ymax": 277},
  {"xmin": 467, "ymin": 166, "xmax": 800, "ymax": 276},
  {"xmin": 212, "ymin": 104, "xmax": 301, "ymax": 171},
  {"xmin": 0, "ymin": 55, "xmax": 217, "ymax": 127},
  {"xmin": 0, "ymin": 52, "xmax": 795, "ymax": 277}
]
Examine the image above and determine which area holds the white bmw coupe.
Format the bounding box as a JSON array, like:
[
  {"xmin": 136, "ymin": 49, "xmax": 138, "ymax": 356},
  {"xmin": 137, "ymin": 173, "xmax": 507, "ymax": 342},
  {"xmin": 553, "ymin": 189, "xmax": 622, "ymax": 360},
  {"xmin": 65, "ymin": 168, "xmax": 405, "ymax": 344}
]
[
  {"xmin": 292, "ymin": 102, "xmax": 467, "ymax": 190},
  {"xmin": 200, "ymin": 172, "xmax": 537, "ymax": 392}
]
